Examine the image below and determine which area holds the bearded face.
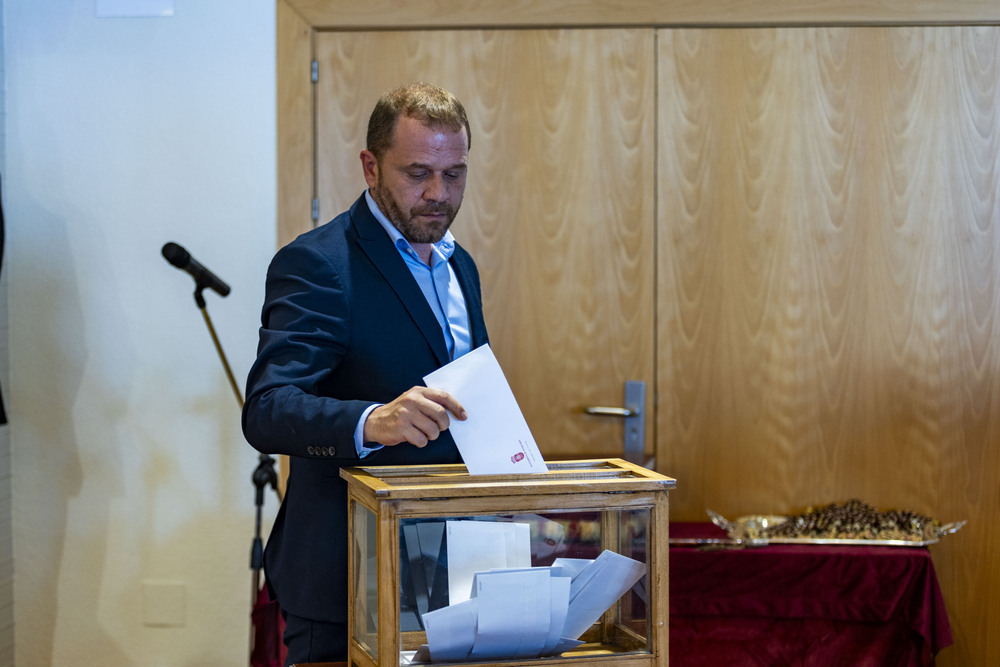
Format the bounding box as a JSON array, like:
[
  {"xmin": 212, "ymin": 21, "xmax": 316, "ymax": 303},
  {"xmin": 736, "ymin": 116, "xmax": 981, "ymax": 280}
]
[
  {"xmin": 362, "ymin": 115, "xmax": 469, "ymax": 249},
  {"xmin": 372, "ymin": 168, "xmax": 462, "ymax": 245}
]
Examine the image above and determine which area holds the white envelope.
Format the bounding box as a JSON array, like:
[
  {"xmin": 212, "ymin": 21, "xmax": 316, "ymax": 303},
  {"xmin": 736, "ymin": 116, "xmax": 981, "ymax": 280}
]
[
  {"xmin": 560, "ymin": 551, "xmax": 647, "ymax": 640},
  {"xmin": 424, "ymin": 344, "xmax": 548, "ymax": 475},
  {"xmin": 446, "ymin": 520, "xmax": 531, "ymax": 603},
  {"xmin": 421, "ymin": 598, "xmax": 477, "ymax": 663},
  {"xmin": 470, "ymin": 568, "xmax": 551, "ymax": 660}
]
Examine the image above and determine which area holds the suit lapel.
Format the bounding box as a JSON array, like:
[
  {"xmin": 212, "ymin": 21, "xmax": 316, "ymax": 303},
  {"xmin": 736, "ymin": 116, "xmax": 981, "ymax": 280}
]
[
  {"xmin": 451, "ymin": 247, "xmax": 489, "ymax": 349},
  {"xmin": 349, "ymin": 196, "xmax": 452, "ymax": 367}
]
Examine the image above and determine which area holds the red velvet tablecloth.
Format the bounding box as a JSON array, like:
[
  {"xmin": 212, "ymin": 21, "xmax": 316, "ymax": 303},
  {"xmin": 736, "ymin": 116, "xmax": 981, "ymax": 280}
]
[{"xmin": 669, "ymin": 522, "xmax": 953, "ymax": 667}]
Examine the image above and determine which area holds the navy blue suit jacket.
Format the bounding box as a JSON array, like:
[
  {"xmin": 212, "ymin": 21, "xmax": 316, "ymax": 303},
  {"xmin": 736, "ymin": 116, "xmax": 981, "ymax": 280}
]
[{"xmin": 242, "ymin": 193, "xmax": 489, "ymax": 622}]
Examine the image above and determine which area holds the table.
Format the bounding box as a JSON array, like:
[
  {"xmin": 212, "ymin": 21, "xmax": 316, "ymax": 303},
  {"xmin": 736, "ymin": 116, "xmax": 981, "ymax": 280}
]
[{"xmin": 669, "ymin": 523, "xmax": 953, "ymax": 666}]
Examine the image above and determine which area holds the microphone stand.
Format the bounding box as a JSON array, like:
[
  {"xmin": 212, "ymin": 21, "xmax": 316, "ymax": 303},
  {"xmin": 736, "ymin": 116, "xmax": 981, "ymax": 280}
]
[{"xmin": 190, "ymin": 284, "xmax": 282, "ymax": 666}]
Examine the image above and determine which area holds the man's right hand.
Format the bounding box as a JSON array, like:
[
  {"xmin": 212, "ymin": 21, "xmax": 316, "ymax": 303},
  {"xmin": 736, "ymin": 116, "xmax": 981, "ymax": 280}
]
[{"xmin": 362, "ymin": 386, "xmax": 467, "ymax": 448}]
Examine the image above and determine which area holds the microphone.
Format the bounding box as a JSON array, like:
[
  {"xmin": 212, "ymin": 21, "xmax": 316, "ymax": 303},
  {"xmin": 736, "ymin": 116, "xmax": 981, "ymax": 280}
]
[{"xmin": 161, "ymin": 242, "xmax": 231, "ymax": 297}]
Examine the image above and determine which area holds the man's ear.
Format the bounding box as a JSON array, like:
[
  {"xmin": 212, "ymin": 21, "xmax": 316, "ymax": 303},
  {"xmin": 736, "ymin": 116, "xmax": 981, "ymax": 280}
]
[{"xmin": 360, "ymin": 149, "xmax": 379, "ymax": 188}]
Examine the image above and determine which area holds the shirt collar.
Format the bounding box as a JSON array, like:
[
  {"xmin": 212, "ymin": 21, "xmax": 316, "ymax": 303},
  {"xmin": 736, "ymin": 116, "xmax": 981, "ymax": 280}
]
[{"xmin": 365, "ymin": 190, "xmax": 456, "ymax": 264}]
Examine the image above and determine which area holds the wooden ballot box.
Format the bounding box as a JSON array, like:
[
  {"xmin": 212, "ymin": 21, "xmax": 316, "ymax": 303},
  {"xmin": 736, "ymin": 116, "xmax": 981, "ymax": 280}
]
[{"xmin": 341, "ymin": 458, "xmax": 676, "ymax": 667}]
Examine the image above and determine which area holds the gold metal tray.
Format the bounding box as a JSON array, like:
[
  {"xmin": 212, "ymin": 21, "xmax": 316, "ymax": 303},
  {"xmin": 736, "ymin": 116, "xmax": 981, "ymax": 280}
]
[{"xmin": 704, "ymin": 508, "xmax": 966, "ymax": 548}]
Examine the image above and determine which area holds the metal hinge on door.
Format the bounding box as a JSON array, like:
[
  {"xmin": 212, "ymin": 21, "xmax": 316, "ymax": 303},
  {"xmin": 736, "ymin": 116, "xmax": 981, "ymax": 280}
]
[{"xmin": 310, "ymin": 61, "xmax": 319, "ymax": 225}]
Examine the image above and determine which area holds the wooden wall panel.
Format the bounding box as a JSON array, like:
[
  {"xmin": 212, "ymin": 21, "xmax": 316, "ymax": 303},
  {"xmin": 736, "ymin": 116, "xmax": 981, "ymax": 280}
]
[
  {"xmin": 656, "ymin": 26, "xmax": 1000, "ymax": 665},
  {"xmin": 276, "ymin": 0, "xmax": 314, "ymax": 248},
  {"xmin": 288, "ymin": 0, "xmax": 1000, "ymax": 29},
  {"xmin": 278, "ymin": 4, "xmax": 1000, "ymax": 663},
  {"xmin": 313, "ymin": 30, "xmax": 656, "ymax": 460}
]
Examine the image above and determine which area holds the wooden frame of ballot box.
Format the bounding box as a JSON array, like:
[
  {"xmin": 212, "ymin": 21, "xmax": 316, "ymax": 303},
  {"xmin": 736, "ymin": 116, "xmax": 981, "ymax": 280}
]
[{"xmin": 341, "ymin": 458, "xmax": 675, "ymax": 667}]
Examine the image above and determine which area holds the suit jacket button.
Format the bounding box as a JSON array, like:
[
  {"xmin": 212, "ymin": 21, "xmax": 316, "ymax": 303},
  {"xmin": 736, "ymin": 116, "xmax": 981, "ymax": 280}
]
[
  {"xmin": 329, "ymin": 445, "xmax": 336, "ymax": 456},
  {"xmin": 307, "ymin": 446, "xmax": 315, "ymax": 455}
]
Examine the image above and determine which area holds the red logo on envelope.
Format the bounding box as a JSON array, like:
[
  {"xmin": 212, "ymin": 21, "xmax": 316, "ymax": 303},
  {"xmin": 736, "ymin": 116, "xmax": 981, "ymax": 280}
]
[{"xmin": 511, "ymin": 452, "xmax": 525, "ymax": 463}]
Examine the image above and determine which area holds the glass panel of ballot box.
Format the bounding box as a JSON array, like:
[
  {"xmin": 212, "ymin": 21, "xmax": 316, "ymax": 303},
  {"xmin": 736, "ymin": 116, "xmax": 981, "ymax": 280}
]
[{"xmin": 342, "ymin": 458, "xmax": 675, "ymax": 667}]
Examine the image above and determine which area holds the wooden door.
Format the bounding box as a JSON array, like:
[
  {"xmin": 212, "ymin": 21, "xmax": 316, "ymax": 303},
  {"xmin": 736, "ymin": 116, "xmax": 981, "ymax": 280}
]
[
  {"xmin": 656, "ymin": 26, "xmax": 1000, "ymax": 664},
  {"xmin": 314, "ymin": 29, "xmax": 656, "ymax": 461}
]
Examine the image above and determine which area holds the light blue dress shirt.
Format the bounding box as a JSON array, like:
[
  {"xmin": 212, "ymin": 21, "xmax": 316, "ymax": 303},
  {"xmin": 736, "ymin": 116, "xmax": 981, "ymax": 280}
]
[{"xmin": 353, "ymin": 191, "xmax": 473, "ymax": 455}]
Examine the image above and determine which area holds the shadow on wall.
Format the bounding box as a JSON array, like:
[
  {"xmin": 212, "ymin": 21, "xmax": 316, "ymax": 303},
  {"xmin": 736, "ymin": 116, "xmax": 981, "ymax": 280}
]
[
  {"xmin": 1, "ymin": 174, "xmax": 8, "ymax": 425},
  {"xmin": 13, "ymin": 189, "xmax": 131, "ymax": 666}
]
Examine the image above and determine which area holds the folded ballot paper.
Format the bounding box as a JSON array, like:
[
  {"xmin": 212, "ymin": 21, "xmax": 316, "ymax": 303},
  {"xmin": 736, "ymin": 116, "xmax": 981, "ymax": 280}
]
[
  {"xmin": 423, "ymin": 344, "xmax": 548, "ymax": 475},
  {"xmin": 408, "ymin": 520, "xmax": 646, "ymax": 664}
]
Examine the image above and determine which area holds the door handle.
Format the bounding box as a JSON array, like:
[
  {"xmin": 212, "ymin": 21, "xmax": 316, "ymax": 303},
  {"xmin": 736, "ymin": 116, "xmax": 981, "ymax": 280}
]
[
  {"xmin": 583, "ymin": 406, "xmax": 639, "ymax": 418},
  {"xmin": 583, "ymin": 380, "xmax": 647, "ymax": 466}
]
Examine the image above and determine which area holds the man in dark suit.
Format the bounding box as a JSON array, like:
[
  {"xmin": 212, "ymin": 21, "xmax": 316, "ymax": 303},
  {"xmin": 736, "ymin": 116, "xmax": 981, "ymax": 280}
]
[{"xmin": 243, "ymin": 82, "xmax": 489, "ymax": 665}]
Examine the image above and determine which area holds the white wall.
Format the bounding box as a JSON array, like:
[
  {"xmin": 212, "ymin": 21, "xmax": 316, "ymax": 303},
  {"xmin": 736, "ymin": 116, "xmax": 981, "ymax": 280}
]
[
  {"xmin": 6, "ymin": 1, "xmax": 278, "ymax": 664},
  {"xmin": 1, "ymin": 4, "xmax": 14, "ymax": 664}
]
